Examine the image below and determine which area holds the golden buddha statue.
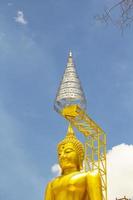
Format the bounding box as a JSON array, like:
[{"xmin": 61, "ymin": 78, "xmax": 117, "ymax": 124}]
[{"xmin": 44, "ymin": 124, "xmax": 103, "ymax": 200}]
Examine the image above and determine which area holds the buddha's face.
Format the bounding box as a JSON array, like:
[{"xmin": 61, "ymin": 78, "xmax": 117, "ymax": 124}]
[{"xmin": 58, "ymin": 142, "xmax": 80, "ymax": 172}]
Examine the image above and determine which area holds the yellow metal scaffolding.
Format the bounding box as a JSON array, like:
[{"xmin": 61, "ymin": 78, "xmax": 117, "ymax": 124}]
[{"xmin": 60, "ymin": 104, "xmax": 107, "ymax": 200}]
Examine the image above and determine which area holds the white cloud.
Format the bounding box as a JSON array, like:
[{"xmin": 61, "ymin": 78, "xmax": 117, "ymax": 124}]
[
  {"xmin": 15, "ymin": 11, "xmax": 28, "ymax": 25},
  {"xmin": 107, "ymin": 144, "xmax": 133, "ymax": 200},
  {"xmin": 51, "ymin": 164, "xmax": 61, "ymax": 176}
]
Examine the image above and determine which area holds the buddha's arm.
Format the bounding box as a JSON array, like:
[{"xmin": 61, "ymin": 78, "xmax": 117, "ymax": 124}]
[
  {"xmin": 87, "ymin": 172, "xmax": 103, "ymax": 200},
  {"xmin": 44, "ymin": 182, "xmax": 54, "ymax": 200}
]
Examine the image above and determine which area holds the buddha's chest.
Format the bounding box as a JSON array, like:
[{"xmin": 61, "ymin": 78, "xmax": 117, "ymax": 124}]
[{"xmin": 52, "ymin": 173, "xmax": 86, "ymax": 195}]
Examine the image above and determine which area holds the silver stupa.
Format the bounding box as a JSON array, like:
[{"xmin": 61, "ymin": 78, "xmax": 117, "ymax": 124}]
[{"xmin": 54, "ymin": 50, "xmax": 87, "ymax": 113}]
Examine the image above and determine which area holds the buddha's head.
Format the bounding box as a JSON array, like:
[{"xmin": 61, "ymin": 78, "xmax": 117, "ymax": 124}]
[{"xmin": 57, "ymin": 124, "xmax": 84, "ymax": 174}]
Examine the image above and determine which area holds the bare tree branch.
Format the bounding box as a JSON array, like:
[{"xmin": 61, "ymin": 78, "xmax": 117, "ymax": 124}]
[{"xmin": 95, "ymin": 0, "xmax": 133, "ymax": 31}]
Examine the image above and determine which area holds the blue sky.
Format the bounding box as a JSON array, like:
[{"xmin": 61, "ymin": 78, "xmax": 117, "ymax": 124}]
[{"xmin": 0, "ymin": 0, "xmax": 133, "ymax": 200}]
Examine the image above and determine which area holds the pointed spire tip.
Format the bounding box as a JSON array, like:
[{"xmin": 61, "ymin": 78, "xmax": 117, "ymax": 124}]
[{"xmin": 69, "ymin": 50, "xmax": 72, "ymax": 57}]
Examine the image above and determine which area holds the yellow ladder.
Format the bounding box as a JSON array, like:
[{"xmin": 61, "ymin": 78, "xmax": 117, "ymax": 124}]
[{"xmin": 60, "ymin": 104, "xmax": 107, "ymax": 200}]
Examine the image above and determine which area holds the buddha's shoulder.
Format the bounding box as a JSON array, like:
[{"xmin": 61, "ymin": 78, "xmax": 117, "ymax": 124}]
[
  {"xmin": 86, "ymin": 171, "xmax": 100, "ymax": 177},
  {"xmin": 49, "ymin": 171, "xmax": 99, "ymax": 184},
  {"xmin": 86, "ymin": 171, "xmax": 101, "ymax": 182},
  {"xmin": 46, "ymin": 171, "xmax": 100, "ymax": 191},
  {"xmin": 48, "ymin": 175, "xmax": 63, "ymax": 187},
  {"xmin": 50, "ymin": 172, "xmax": 86, "ymax": 184},
  {"xmin": 50, "ymin": 171, "xmax": 99, "ymax": 180}
]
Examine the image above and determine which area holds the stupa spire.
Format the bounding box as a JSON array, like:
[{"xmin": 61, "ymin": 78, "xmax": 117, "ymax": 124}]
[
  {"xmin": 69, "ymin": 50, "xmax": 72, "ymax": 57},
  {"xmin": 68, "ymin": 50, "xmax": 72, "ymax": 58},
  {"xmin": 67, "ymin": 50, "xmax": 73, "ymax": 65},
  {"xmin": 54, "ymin": 51, "xmax": 86, "ymax": 113}
]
